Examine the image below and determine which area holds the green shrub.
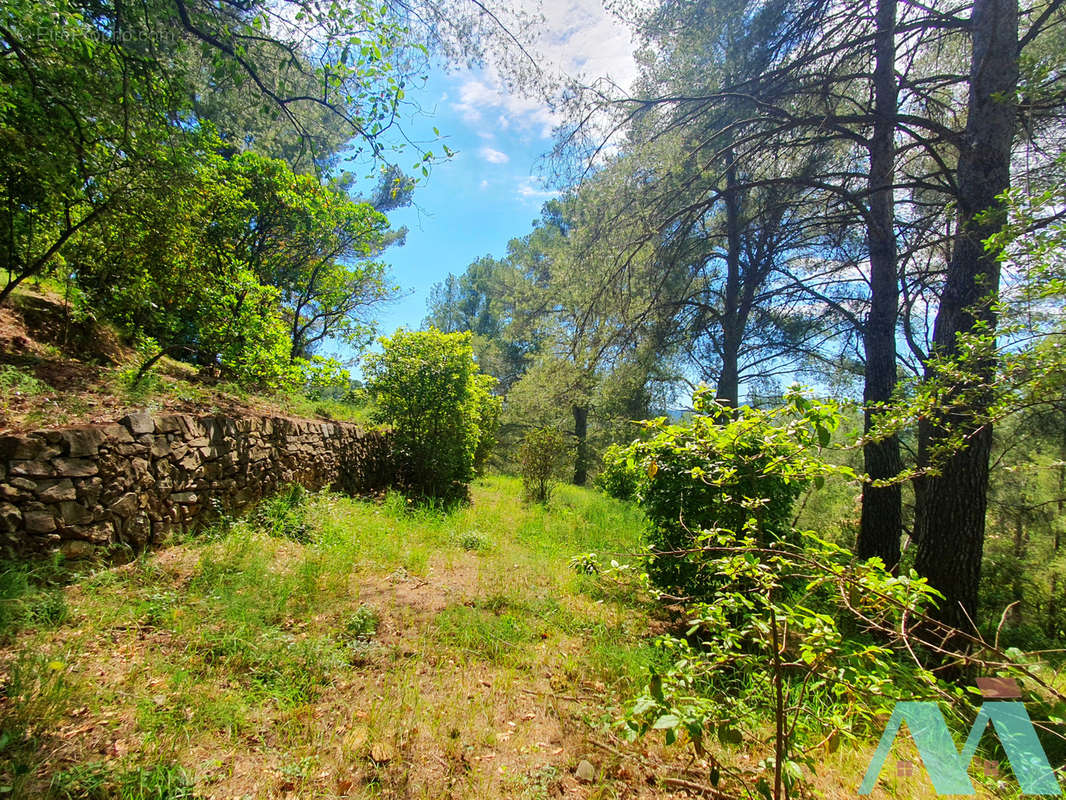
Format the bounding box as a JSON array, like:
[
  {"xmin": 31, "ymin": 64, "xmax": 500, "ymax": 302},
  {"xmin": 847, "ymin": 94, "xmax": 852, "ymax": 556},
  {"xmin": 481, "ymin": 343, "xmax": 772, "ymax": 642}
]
[
  {"xmin": 620, "ymin": 388, "xmax": 844, "ymax": 601},
  {"xmin": 598, "ymin": 442, "xmax": 639, "ymax": 501},
  {"xmin": 364, "ymin": 328, "xmax": 498, "ymax": 501},
  {"xmin": 518, "ymin": 428, "xmax": 570, "ymax": 504},
  {"xmin": 472, "ymin": 373, "xmax": 502, "ymax": 474},
  {"xmin": 297, "ymin": 355, "xmax": 351, "ymax": 400},
  {"xmin": 616, "ymin": 532, "xmax": 946, "ymax": 790}
]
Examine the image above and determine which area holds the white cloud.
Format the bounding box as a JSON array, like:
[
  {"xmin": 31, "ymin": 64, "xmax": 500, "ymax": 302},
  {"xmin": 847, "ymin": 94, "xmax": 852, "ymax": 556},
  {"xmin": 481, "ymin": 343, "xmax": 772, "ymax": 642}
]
[
  {"xmin": 516, "ymin": 176, "xmax": 559, "ymax": 202},
  {"xmin": 479, "ymin": 179, "xmax": 490, "ymax": 190},
  {"xmin": 448, "ymin": 0, "xmax": 638, "ymax": 140},
  {"xmin": 479, "ymin": 146, "xmax": 510, "ymax": 164},
  {"xmin": 536, "ymin": 0, "xmax": 640, "ymax": 87}
]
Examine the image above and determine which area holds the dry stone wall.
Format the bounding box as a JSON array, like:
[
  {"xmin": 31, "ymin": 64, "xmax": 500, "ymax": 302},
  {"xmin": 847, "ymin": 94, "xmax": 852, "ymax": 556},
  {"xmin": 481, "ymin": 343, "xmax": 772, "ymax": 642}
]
[{"xmin": 0, "ymin": 411, "xmax": 393, "ymax": 558}]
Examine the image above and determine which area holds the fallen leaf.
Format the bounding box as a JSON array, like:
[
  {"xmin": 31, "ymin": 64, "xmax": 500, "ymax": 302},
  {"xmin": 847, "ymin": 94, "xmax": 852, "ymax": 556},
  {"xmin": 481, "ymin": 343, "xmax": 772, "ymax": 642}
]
[{"xmin": 370, "ymin": 742, "xmax": 395, "ymax": 764}]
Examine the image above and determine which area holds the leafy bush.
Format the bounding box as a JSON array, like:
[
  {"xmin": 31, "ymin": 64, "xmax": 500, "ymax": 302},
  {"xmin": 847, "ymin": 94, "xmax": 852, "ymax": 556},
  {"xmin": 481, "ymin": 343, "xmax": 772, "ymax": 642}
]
[
  {"xmin": 518, "ymin": 428, "xmax": 570, "ymax": 504},
  {"xmin": 296, "ymin": 355, "xmax": 351, "ymax": 400},
  {"xmin": 597, "ymin": 443, "xmax": 639, "ymax": 500},
  {"xmin": 616, "ymin": 533, "xmax": 947, "ymax": 798},
  {"xmin": 472, "ymin": 373, "xmax": 502, "ymax": 474},
  {"xmin": 620, "ymin": 388, "xmax": 844, "ymax": 601},
  {"xmin": 196, "ymin": 271, "xmax": 298, "ymax": 391},
  {"xmin": 364, "ymin": 328, "xmax": 498, "ymax": 500}
]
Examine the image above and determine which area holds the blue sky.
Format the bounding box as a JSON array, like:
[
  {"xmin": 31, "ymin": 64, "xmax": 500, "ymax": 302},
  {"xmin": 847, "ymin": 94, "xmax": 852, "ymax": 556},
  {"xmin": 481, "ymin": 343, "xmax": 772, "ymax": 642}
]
[
  {"xmin": 368, "ymin": 70, "xmax": 562, "ymax": 334},
  {"xmin": 347, "ymin": 0, "xmax": 640, "ymax": 339}
]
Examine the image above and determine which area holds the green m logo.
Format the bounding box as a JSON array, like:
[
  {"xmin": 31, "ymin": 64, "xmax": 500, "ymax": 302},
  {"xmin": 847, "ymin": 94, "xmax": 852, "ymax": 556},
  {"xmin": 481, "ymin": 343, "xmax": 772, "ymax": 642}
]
[{"xmin": 859, "ymin": 691, "xmax": 1061, "ymax": 795}]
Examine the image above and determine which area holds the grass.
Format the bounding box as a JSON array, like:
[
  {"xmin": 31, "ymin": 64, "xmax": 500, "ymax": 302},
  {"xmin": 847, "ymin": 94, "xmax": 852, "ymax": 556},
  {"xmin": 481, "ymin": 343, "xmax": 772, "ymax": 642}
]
[
  {"xmin": 0, "ymin": 283, "xmax": 373, "ymax": 431},
  {"xmin": 0, "ymin": 477, "xmax": 668, "ymax": 799},
  {"xmin": 0, "ymin": 557, "xmax": 70, "ymax": 642},
  {"xmin": 113, "ymin": 360, "xmax": 375, "ymax": 426},
  {"xmin": 0, "ymin": 478, "xmax": 1024, "ymax": 799}
]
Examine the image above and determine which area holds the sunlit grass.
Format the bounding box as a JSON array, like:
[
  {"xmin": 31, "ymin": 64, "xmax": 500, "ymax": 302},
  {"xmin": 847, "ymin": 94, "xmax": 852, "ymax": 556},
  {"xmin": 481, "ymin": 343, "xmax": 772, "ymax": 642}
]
[{"xmin": 0, "ymin": 476, "xmax": 663, "ymax": 798}]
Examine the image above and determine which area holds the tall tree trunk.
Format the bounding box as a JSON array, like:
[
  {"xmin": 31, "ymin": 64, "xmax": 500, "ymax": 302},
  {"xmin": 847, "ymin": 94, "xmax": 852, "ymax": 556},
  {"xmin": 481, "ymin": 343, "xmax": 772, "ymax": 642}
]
[
  {"xmin": 858, "ymin": 0, "xmax": 903, "ymax": 570},
  {"xmin": 913, "ymin": 0, "xmax": 1018, "ymax": 632},
  {"xmin": 1058, "ymin": 425, "xmax": 1065, "ymax": 551},
  {"xmin": 572, "ymin": 404, "xmax": 589, "ymax": 486},
  {"xmin": 717, "ymin": 155, "xmax": 742, "ymax": 407}
]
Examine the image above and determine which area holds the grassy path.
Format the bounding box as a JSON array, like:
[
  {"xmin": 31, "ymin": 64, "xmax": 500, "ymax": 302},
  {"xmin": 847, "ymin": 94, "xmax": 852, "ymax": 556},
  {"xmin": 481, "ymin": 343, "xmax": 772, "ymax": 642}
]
[{"xmin": 1, "ymin": 477, "xmax": 685, "ymax": 799}]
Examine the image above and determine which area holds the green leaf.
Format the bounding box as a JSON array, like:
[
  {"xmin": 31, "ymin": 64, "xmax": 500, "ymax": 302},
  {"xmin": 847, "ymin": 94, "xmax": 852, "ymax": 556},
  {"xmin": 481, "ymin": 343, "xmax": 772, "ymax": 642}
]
[
  {"xmin": 717, "ymin": 725, "xmax": 742, "ymax": 745},
  {"xmin": 653, "ymin": 714, "xmax": 680, "ymax": 730},
  {"xmin": 649, "ymin": 673, "xmax": 664, "ymax": 702}
]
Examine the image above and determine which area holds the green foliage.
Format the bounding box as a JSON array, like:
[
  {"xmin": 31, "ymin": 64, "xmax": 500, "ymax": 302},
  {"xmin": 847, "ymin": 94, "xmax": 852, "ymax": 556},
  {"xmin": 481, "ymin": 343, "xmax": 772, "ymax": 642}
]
[
  {"xmin": 0, "ymin": 650, "xmax": 72, "ymax": 792},
  {"xmin": 0, "ymin": 0, "xmax": 416, "ymax": 306},
  {"xmin": 340, "ymin": 603, "xmax": 380, "ymax": 657},
  {"xmin": 364, "ymin": 328, "xmax": 498, "ymax": 500},
  {"xmin": 616, "ymin": 533, "xmax": 945, "ymax": 792},
  {"xmin": 196, "ymin": 270, "xmax": 298, "ymax": 391},
  {"xmin": 597, "ymin": 443, "xmax": 639, "ymax": 501},
  {"xmin": 427, "ymin": 199, "xmax": 677, "ymax": 479},
  {"xmin": 620, "ymin": 387, "xmax": 848, "ymax": 601},
  {"xmin": 454, "ymin": 529, "xmax": 492, "ymax": 551},
  {"xmin": 50, "ymin": 762, "xmax": 198, "ymax": 800},
  {"xmin": 70, "ymin": 143, "xmax": 396, "ymax": 392},
  {"xmin": 0, "ymin": 366, "xmax": 52, "ymax": 417},
  {"xmin": 518, "ymin": 428, "xmax": 570, "ymax": 504},
  {"xmin": 296, "ymin": 356, "xmax": 352, "ymax": 401},
  {"xmin": 471, "ymin": 373, "xmax": 502, "ymax": 474},
  {"xmin": 254, "ymin": 485, "xmax": 311, "ymax": 543},
  {"xmin": 0, "ymin": 558, "xmax": 69, "ymax": 642}
]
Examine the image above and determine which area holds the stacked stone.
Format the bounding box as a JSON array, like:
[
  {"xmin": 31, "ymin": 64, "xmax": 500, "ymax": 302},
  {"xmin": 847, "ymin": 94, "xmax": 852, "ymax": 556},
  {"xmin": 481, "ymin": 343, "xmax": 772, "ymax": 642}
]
[{"xmin": 0, "ymin": 411, "xmax": 393, "ymax": 558}]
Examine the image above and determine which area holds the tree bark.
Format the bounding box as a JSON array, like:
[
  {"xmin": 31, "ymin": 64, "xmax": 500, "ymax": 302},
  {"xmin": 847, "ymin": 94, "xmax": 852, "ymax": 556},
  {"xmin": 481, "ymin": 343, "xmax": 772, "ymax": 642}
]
[
  {"xmin": 913, "ymin": 0, "xmax": 1018, "ymax": 633},
  {"xmin": 572, "ymin": 404, "xmax": 589, "ymax": 486},
  {"xmin": 716, "ymin": 155, "xmax": 742, "ymax": 407},
  {"xmin": 857, "ymin": 0, "xmax": 903, "ymax": 570}
]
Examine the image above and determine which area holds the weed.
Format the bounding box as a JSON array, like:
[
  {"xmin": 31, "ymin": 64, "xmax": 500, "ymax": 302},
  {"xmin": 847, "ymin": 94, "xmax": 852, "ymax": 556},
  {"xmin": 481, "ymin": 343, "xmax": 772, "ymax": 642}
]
[
  {"xmin": 336, "ymin": 603, "xmax": 382, "ymax": 666},
  {"xmin": 0, "ymin": 558, "xmax": 69, "ymax": 641},
  {"xmin": 342, "ymin": 603, "xmax": 380, "ymax": 642},
  {"xmin": 517, "ymin": 764, "xmax": 560, "ymax": 799},
  {"xmin": 435, "ymin": 604, "xmax": 538, "ymax": 664},
  {"xmin": 117, "ymin": 365, "xmax": 166, "ymax": 403},
  {"xmin": 454, "ymin": 529, "xmax": 491, "ymax": 551},
  {"xmin": 50, "ymin": 762, "xmax": 198, "ymax": 799},
  {"xmin": 0, "ymin": 365, "xmax": 52, "ymax": 414},
  {"xmin": 254, "ymin": 484, "xmax": 311, "ymax": 542},
  {"xmin": 0, "ymin": 651, "xmax": 71, "ymax": 792},
  {"xmin": 278, "ymin": 755, "xmax": 318, "ymax": 780}
]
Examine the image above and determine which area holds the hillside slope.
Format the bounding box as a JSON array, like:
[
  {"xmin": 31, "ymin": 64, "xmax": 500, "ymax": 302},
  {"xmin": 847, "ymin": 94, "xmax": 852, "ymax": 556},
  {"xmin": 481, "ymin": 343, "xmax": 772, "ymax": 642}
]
[{"xmin": 0, "ymin": 288, "xmax": 367, "ymax": 436}]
